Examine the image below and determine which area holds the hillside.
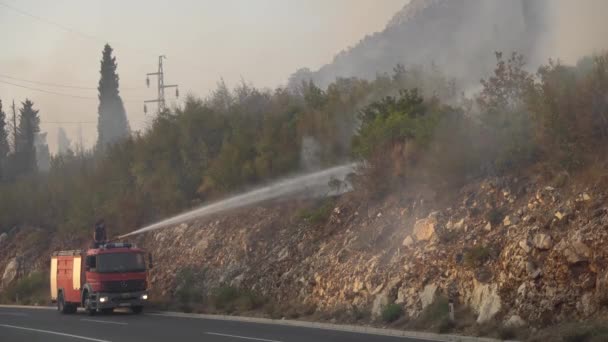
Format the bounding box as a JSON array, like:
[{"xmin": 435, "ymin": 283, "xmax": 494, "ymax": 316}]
[{"xmin": 289, "ymin": 0, "xmax": 550, "ymax": 89}]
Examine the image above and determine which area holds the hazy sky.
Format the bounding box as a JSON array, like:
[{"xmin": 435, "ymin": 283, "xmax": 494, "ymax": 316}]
[{"xmin": 0, "ymin": 0, "xmax": 408, "ymax": 153}]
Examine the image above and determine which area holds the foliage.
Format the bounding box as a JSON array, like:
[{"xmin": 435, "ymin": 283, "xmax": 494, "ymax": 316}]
[
  {"xmin": 3, "ymin": 49, "xmax": 608, "ymax": 243},
  {"xmin": 173, "ymin": 266, "xmax": 207, "ymax": 312},
  {"xmin": 381, "ymin": 303, "xmax": 403, "ymax": 323},
  {"xmin": 0, "ymin": 272, "xmax": 47, "ymax": 305},
  {"xmin": 296, "ymin": 198, "xmax": 336, "ymax": 225},
  {"xmin": 0, "ymin": 100, "xmax": 8, "ymax": 180},
  {"xmin": 464, "ymin": 245, "xmax": 492, "ymax": 268},
  {"xmin": 411, "ymin": 295, "xmax": 451, "ymax": 331},
  {"xmin": 486, "ymin": 207, "xmax": 505, "ymax": 227},
  {"xmin": 15, "ymin": 99, "xmax": 40, "ymax": 175},
  {"xmin": 97, "ymin": 44, "xmax": 130, "ymax": 149},
  {"xmin": 211, "ymin": 285, "xmax": 264, "ymax": 313}
]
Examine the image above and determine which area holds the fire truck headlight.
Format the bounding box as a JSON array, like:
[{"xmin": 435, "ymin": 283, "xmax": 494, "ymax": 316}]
[
  {"xmin": 141, "ymin": 294, "xmax": 148, "ymax": 300},
  {"xmin": 99, "ymin": 297, "xmax": 108, "ymax": 303}
]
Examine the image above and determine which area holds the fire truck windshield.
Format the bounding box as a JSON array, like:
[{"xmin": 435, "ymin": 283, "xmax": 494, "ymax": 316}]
[{"xmin": 96, "ymin": 252, "xmax": 146, "ymax": 273}]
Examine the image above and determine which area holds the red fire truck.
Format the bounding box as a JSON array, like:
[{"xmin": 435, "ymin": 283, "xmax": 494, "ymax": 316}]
[{"xmin": 50, "ymin": 243, "xmax": 150, "ymax": 315}]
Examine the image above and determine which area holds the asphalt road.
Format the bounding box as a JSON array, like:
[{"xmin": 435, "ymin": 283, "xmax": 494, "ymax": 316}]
[{"xmin": 0, "ymin": 306, "xmax": 441, "ymax": 342}]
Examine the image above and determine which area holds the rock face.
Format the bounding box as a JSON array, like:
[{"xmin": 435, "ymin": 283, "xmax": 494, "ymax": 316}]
[
  {"xmin": 294, "ymin": 0, "xmax": 550, "ymax": 89},
  {"xmin": 113, "ymin": 175, "xmax": 608, "ymax": 329}
]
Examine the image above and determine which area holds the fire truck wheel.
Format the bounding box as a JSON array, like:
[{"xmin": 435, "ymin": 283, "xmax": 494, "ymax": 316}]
[
  {"xmin": 131, "ymin": 306, "xmax": 143, "ymax": 314},
  {"xmin": 101, "ymin": 308, "xmax": 114, "ymax": 315},
  {"xmin": 57, "ymin": 292, "xmax": 66, "ymax": 314},
  {"xmin": 84, "ymin": 292, "xmax": 97, "ymax": 316}
]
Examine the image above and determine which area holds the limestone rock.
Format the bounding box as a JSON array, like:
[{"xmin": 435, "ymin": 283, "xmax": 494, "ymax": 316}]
[
  {"xmin": 470, "ymin": 282, "xmax": 502, "ymax": 323},
  {"xmin": 504, "ymin": 315, "xmax": 526, "ymax": 328},
  {"xmin": 402, "ymin": 235, "xmax": 414, "ymax": 248},
  {"xmin": 563, "ymin": 240, "xmax": 592, "ymax": 264},
  {"xmin": 413, "ymin": 217, "xmax": 436, "ymax": 241},
  {"xmin": 519, "ymin": 240, "xmax": 531, "ymax": 253},
  {"xmin": 484, "ymin": 222, "xmax": 492, "ymax": 231},
  {"xmin": 453, "ymin": 219, "xmax": 464, "ymax": 230},
  {"xmin": 371, "ymin": 293, "xmax": 389, "ymax": 319},
  {"xmin": 1, "ymin": 258, "xmax": 19, "ymax": 289},
  {"xmin": 419, "ymin": 283, "xmax": 438, "ymax": 310},
  {"xmin": 532, "ymin": 233, "xmax": 553, "ymax": 250}
]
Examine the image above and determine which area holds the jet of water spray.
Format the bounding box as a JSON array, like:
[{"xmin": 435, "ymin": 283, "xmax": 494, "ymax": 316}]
[{"xmin": 119, "ymin": 163, "xmax": 357, "ymax": 238}]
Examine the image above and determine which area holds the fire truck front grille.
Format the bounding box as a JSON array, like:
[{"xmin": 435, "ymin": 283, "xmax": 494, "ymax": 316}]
[{"xmin": 102, "ymin": 280, "xmax": 146, "ymax": 293}]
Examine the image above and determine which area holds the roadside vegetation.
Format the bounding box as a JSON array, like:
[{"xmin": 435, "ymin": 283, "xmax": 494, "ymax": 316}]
[{"xmin": 0, "ymin": 271, "xmax": 48, "ymax": 305}]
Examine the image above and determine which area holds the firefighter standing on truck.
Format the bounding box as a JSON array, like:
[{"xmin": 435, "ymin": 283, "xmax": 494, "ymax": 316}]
[{"xmin": 93, "ymin": 219, "xmax": 107, "ymax": 247}]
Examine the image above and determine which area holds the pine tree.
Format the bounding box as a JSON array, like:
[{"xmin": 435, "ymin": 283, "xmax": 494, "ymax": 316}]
[
  {"xmin": 16, "ymin": 99, "xmax": 40, "ymax": 173},
  {"xmin": 0, "ymin": 100, "xmax": 9, "ymax": 179},
  {"xmin": 57, "ymin": 127, "xmax": 72, "ymax": 155},
  {"xmin": 97, "ymin": 44, "xmax": 130, "ymax": 149}
]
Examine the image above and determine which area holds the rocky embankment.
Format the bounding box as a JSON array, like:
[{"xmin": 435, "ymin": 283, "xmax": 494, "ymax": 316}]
[
  {"xmin": 2, "ymin": 172, "xmax": 608, "ymax": 333},
  {"xmin": 139, "ymin": 173, "xmax": 608, "ymax": 329}
]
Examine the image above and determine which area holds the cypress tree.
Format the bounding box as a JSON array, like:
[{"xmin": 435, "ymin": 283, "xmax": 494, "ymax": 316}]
[{"xmin": 97, "ymin": 44, "xmax": 130, "ymax": 149}]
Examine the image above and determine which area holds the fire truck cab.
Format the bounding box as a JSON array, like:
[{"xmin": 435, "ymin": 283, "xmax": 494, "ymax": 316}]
[{"xmin": 50, "ymin": 243, "xmax": 150, "ymax": 315}]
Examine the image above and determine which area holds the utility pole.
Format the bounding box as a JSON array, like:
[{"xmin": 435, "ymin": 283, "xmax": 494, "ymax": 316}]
[
  {"xmin": 11, "ymin": 100, "xmax": 17, "ymax": 152},
  {"xmin": 144, "ymin": 55, "xmax": 179, "ymax": 115}
]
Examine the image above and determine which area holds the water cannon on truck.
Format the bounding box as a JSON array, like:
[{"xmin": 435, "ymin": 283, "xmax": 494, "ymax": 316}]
[{"xmin": 50, "ymin": 242, "xmax": 152, "ymax": 315}]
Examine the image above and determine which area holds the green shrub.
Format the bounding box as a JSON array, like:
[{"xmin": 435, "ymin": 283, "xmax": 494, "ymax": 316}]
[
  {"xmin": 464, "ymin": 245, "xmax": 492, "ymax": 268},
  {"xmin": 211, "ymin": 286, "xmax": 265, "ymax": 313},
  {"xmin": 296, "ymin": 199, "xmax": 335, "ymax": 225},
  {"xmin": 412, "ymin": 296, "xmax": 451, "ymax": 331},
  {"xmin": 563, "ymin": 324, "xmax": 608, "ymax": 342},
  {"xmin": 174, "ymin": 267, "xmax": 205, "ymax": 308},
  {"xmin": 486, "ymin": 207, "xmax": 504, "ymax": 226},
  {"xmin": 381, "ymin": 303, "xmax": 403, "ymax": 323},
  {"xmin": 0, "ymin": 272, "xmax": 48, "ymax": 305}
]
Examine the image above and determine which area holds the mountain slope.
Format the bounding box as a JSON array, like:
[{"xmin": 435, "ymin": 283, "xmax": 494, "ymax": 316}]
[{"xmin": 291, "ymin": 0, "xmax": 550, "ymax": 89}]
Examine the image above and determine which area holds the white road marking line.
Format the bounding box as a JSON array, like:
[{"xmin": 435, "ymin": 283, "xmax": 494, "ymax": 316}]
[
  {"xmin": 0, "ymin": 324, "xmax": 111, "ymax": 342},
  {"xmin": 81, "ymin": 319, "xmax": 128, "ymax": 325},
  {"xmin": 0, "ymin": 312, "xmax": 28, "ymax": 316},
  {"xmin": 205, "ymin": 332, "xmax": 283, "ymax": 342}
]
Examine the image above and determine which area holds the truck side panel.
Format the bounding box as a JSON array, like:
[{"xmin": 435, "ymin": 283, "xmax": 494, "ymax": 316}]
[
  {"xmin": 50, "ymin": 258, "xmax": 58, "ymax": 301},
  {"xmin": 55, "ymin": 255, "xmax": 82, "ymax": 304}
]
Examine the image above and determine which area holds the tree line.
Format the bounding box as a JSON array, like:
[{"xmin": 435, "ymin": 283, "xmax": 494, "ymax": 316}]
[{"xmin": 1, "ymin": 48, "xmax": 607, "ymax": 243}]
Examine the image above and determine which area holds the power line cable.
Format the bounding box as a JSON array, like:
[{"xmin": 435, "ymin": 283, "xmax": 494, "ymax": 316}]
[
  {"xmin": 0, "ymin": 1, "xmax": 157, "ymax": 58},
  {"xmin": 0, "ymin": 1, "xmax": 106, "ymax": 44},
  {"xmin": 0, "ymin": 73, "xmax": 143, "ymax": 91},
  {"xmin": 0, "ymin": 79, "xmax": 96, "ymax": 99},
  {"xmin": 0, "ymin": 79, "xmax": 146, "ymax": 103}
]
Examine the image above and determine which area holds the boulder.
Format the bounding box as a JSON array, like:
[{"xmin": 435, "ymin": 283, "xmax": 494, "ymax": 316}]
[
  {"xmin": 1, "ymin": 258, "xmax": 19, "ymax": 289},
  {"xmin": 563, "ymin": 240, "xmax": 592, "ymax": 264},
  {"xmin": 504, "ymin": 315, "xmax": 526, "ymax": 328},
  {"xmin": 413, "ymin": 217, "xmax": 436, "ymax": 241},
  {"xmin": 402, "ymin": 235, "xmax": 414, "ymax": 248},
  {"xmin": 577, "ymin": 292, "xmax": 598, "ymax": 316},
  {"xmin": 470, "ymin": 282, "xmax": 502, "ymax": 323},
  {"xmin": 453, "ymin": 219, "xmax": 465, "ymax": 230},
  {"xmin": 532, "ymin": 233, "xmax": 553, "ymax": 250},
  {"xmin": 484, "ymin": 222, "xmax": 492, "ymax": 231},
  {"xmin": 419, "ymin": 283, "xmax": 438, "ymax": 309},
  {"xmin": 518, "ymin": 240, "xmax": 531, "ymax": 253},
  {"xmin": 371, "ymin": 292, "xmax": 389, "ymax": 319}
]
